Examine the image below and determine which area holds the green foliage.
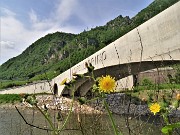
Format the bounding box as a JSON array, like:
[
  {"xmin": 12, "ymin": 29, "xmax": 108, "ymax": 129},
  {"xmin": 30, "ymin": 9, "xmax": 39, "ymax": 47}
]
[
  {"xmin": 173, "ymin": 64, "xmax": 180, "ymax": 84},
  {"xmin": 141, "ymin": 78, "xmax": 155, "ymax": 90},
  {"xmin": 136, "ymin": 83, "xmax": 180, "ymax": 91},
  {"xmin": 131, "ymin": 0, "xmax": 179, "ymax": 28},
  {"xmin": 0, "ymin": 94, "xmax": 22, "ymax": 104},
  {"xmin": 77, "ymin": 97, "xmax": 86, "ymax": 105},
  {"xmin": 0, "ymin": 32, "xmax": 75, "ymax": 81},
  {"xmin": 161, "ymin": 122, "xmax": 180, "ymax": 135},
  {"xmin": 167, "ymin": 66, "xmax": 180, "ymax": 84},
  {"xmin": 142, "ymin": 78, "xmax": 153, "ymax": 86},
  {"xmin": 0, "ymin": 80, "xmax": 31, "ymax": 90},
  {"xmin": 136, "ymin": 72, "xmax": 180, "ymax": 90},
  {"xmin": 0, "ymin": 0, "xmax": 179, "ymax": 88},
  {"xmin": 26, "ymin": 95, "xmax": 38, "ymax": 105}
]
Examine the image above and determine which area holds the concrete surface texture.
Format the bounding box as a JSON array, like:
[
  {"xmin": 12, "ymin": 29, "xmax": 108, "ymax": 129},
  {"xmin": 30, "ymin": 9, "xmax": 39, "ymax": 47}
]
[{"xmin": 0, "ymin": 81, "xmax": 52, "ymax": 94}]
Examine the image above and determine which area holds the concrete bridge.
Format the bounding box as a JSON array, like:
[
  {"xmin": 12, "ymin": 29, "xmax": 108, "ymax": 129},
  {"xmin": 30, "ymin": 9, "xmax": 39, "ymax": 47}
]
[
  {"xmin": 52, "ymin": 1, "xmax": 180, "ymax": 96},
  {"xmin": 0, "ymin": 1, "xmax": 180, "ymax": 95}
]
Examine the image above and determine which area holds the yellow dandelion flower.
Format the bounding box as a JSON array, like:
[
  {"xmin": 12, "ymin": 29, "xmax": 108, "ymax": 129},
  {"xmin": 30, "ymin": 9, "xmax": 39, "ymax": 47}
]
[
  {"xmin": 60, "ymin": 78, "xmax": 67, "ymax": 85},
  {"xmin": 176, "ymin": 93, "xmax": 180, "ymax": 101},
  {"xmin": 98, "ymin": 75, "xmax": 116, "ymax": 93},
  {"xmin": 149, "ymin": 103, "xmax": 161, "ymax": 115}
]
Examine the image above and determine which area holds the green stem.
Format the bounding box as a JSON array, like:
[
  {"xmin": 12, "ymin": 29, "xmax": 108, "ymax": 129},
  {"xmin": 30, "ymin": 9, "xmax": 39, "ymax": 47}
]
[
  {"xmin": 85, "ymin": 97, "xmax": 100, "ymax": 103},
  {"xmin": 162, "ymin": 113, "xmax": 171, "ymax": 135},
  {"xmin": 35, "ymin": 104, "xmax": 57, "ymax": 135},
  {"xmin": 58, "ymin": 88, "xmax": 75, "ymax": 133},
  {"xmin": 103, "ymin": 99, "xmax": 122, "ymax": 135},
  {"xmin": 91, "ymin": 72, "xmax": 95, "ymax": 81},
  {"xmin": 162, "ymin": 113, "xmax": 169, "ymax": 125}
]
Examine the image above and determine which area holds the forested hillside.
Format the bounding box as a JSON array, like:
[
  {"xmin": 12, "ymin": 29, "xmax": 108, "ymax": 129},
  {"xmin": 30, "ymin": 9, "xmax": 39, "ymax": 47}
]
[{"xmin": 0, "ymin": 0, "xmax": 179, "ymax": 82}]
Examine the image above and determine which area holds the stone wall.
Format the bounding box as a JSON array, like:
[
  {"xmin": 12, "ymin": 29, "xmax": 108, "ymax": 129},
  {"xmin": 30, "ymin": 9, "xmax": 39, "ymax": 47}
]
[
  {"xmin": 115, "ymin": 67, "xmax": 177, "ymax": 91},
  {"xmin": 89, "ymin": 93, "xmax": 180, "ymax": 116},
  {"xmin": 106, "ymin": 93, "xmax": 149, "ymax": 115},
  {"xmin": 137, "ymin": 68, "xmax": 176, "ymax": 84},
  {"xmin": 88, "ymin": 93, "xmax": 149, "ymax": 115}
]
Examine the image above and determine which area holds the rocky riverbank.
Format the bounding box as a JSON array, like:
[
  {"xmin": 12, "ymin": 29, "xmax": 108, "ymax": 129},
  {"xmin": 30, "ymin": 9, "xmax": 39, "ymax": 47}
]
[
  {"xmin": 1, "ymin": 93, "xmax": 180, "ymax": 117},
  {"xmin": 0, "ymin": 95, "xmax": 102, "ymax": 114}
]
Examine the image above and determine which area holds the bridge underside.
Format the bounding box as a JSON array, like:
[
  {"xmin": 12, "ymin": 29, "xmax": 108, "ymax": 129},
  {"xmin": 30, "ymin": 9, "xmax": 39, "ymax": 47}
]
[{"xmin": 62, "ymin": 60, "xmax": 180, "ymax": 97}]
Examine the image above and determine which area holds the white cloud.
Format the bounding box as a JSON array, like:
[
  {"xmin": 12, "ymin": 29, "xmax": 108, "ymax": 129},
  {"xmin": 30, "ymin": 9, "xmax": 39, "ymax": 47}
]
[
  {"xmin": 2, "ymin": 16, "xmax": 25, "ymax": 41},
  {"xmin": 1, "ymin": 7, "xmax": 16, "ymax": 17},
  {"xmin": 29, "ymin": 9, "xmax": 38, "ymax": 23},
  {"xmin": 0, "ymin": 8, "xmax": 44, "ymax": 64},
  {"xmin": 28, "ymin": 0, "xmax": 80, "ymax": 31},
  {"xmin": 29, "ymin": 9, "xmax": 54, "ymax": 31},
  {"xmin": 1, "ymin": 41, "xmax": 15, "ymax": 49},
  {"xmin": 0, "ymin": 1, "xmax": 81, "ymax": 64},
  {"xmin": 54, "ymin": 0, "xmax": 79, "ymax": 23}
]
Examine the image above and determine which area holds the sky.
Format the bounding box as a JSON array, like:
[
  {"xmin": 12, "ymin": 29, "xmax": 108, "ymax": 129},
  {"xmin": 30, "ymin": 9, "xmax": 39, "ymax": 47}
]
[{"xmin": 0, "ymin": 0, "xmax": 154, "ymax": 65}]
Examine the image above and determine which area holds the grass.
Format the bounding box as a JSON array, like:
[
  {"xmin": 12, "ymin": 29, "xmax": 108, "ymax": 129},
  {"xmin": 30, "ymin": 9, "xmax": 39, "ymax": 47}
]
[
  {"xmin": 134, "ymin": 83, "xmax": 180, "ymax": 91},
  {"xmin": 0, "ymin": 94, "xmax": 22, "ymax": 104},
  {"xmin": 0, "ymin": 80, "xmax": 32, "ymax": 90},
  {"xmin": 125, "ymin": 84, "xmax": 180, "ymax": 104}
]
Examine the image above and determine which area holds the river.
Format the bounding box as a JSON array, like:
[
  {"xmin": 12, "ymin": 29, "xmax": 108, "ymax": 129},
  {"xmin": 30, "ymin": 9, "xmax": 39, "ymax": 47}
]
[{"xmin": 0, "ymin": 107, "xmax": 177, "ymax": 135}]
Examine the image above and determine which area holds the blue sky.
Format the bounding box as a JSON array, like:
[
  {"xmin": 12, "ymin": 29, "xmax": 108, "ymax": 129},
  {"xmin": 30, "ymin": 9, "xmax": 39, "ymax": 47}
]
[{"xmin": 0, "ymin": 0, "xmax": 154, "ymax": 65}]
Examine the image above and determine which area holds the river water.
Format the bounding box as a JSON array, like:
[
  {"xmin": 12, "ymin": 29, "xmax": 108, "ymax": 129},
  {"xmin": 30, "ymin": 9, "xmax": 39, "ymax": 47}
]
[{"xmin": 0, "ymin": 107, "xmax": 178, "ymax": 135}]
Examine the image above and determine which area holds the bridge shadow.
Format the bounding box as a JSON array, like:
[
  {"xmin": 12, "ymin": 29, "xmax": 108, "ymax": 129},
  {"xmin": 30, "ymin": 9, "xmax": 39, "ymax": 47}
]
[{"xmin": 62, "ymin": 60, "xmax": 180, "ymax": 97}]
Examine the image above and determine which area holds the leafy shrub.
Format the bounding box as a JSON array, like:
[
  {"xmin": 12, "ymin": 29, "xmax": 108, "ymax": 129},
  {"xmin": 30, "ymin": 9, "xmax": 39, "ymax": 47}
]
[
  {"xmin": 0, "ymin": 94, "xmax": 22, "ymax": 104},
  {"xmin": 141, "ymin": 78, "xmax": 155, "ymax": 90}
]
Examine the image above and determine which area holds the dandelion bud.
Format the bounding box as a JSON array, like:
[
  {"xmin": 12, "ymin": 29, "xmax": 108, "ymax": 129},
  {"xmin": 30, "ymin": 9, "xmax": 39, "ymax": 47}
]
[
  {"xmin": 142, "ymin": 98, "xmax": 146, "ymax": 102},
  {"xmin": 60, "ymin": 78, "xmax": 67, "ymax": 85},
  {"xmin": 176, "ymin": 94, "xmax": 180, "ymax": 101},
  {"xmin": 85, "ymin": 62, "xmax": 88, "ymax": 68},
  {"xmin": 77, "ymin": 97, "xmax": 86, "ymax": 105},
  {"xmin": 73, "ymin": 73, "xmax": 84, "ymax": 78}
]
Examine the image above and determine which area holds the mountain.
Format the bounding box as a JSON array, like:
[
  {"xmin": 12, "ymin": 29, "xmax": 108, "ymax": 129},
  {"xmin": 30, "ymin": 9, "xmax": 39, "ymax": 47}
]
[{"xmin": 0, "ymin": 0, "xmax": 179, "ymax": 82}]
